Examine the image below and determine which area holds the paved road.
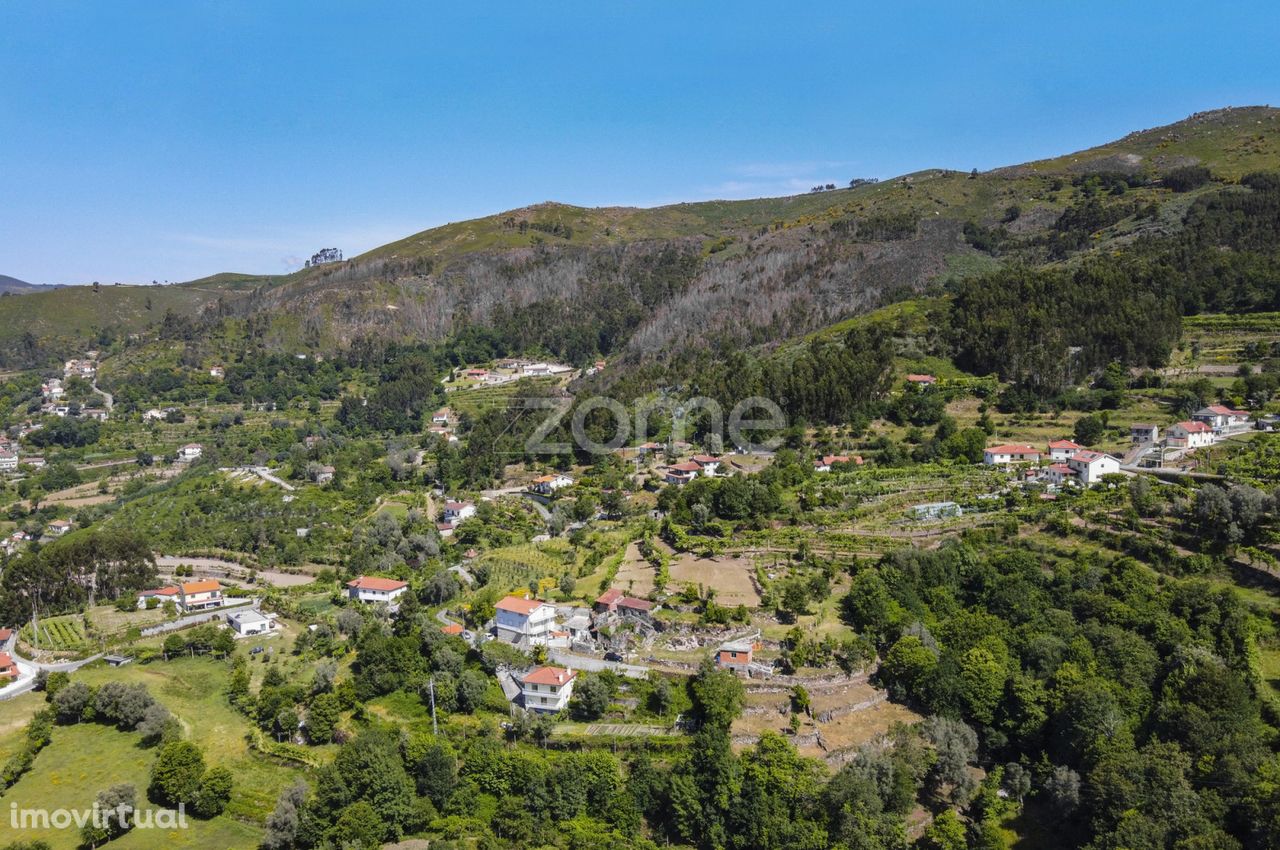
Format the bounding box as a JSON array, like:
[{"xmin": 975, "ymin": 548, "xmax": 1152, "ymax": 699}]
[
  {"xmin": 90, "ymin": 378, "xmax": 113, "ymax": 412},
  {"xmin": 0, "ymin": 642, "xmax": 104, "ymax": 701},
  {"xmin": 549, "ymin": 649, "xmax": 650, "ymax": 679}
]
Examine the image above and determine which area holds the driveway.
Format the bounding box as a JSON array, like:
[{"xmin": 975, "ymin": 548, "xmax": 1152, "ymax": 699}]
[{"xmin": 548, "ymin": 649, "xmax": 650, "ymax": 679}]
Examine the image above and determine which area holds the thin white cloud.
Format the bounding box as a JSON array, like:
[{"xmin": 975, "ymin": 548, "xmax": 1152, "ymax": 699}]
[{"xmin": 731, "ymin": 160, "xmax": 852, "ymax": 179}]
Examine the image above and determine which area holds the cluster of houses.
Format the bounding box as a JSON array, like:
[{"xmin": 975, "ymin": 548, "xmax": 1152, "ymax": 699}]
[
  {"xmin": 983, "ymin": 440, "xmax": 1122, "ymax": 486},
  {"xmin": 429, "ymin": 408, "xmax": 459, "ymax": 443},
  {"xmin": 445, "ymin": 359, "xmax": 576, "ymax": 392},
  {"xmin": 663, "ymin": 454, "xmax": 722, "ymax": 485},
  {"xmin": 0, "ymin": 436, "xmax": 42, "ymax": 476},
  {"xmin": 63, "ymin": 358, "xmax": 97, "ymax": 380},
  {"xmin": 984, "ymin": 406, "xmax": 1256, "ymax": 483}
]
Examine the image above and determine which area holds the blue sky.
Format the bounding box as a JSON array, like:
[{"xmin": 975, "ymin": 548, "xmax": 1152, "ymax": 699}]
[{"xmin": 3, "ymin": 1, "xmax": 1279, "ymax": 285}]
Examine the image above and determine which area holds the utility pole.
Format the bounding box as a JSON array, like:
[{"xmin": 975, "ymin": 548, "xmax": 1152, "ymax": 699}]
[{"xmin": 428, "ymin": 677, "xmax": 438, "ymax": 735}]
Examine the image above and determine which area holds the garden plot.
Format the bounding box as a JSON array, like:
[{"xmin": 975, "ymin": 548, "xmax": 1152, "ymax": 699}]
[
  {"xmin": 668, "ymin": 552, "xmax": 761, "ymax": 606},
  {"xmin": 613, "ymin": 542, "xmax": 656, "ymax": 597},
  {"xmin": 732, "ymin": 678, "xmax": 921, "ymax": 762}
]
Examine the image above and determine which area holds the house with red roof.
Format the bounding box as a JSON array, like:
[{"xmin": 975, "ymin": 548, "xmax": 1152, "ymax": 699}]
[
  {"xmin": 982, "ymin": 444, "xmax": 1042, "ymax": 465},
  {"xmin": 905, "ymin": 374, "xmax": 937, "ymax": 387},
  {"xmin": 0, "ymin": 651, "xmax": 17, "ymax": 681},
  {"xmin": 495, "ymin": 595, "xmax": 556, "ymax": 646},
  {"xmin": 1047, "ymin": 440, "xmax": 1083, "ymax": 462},
  {"xmin": 443, "ymin": 500, "xmax": 476, "ymax": 524},
  {"xmin": 814, "ymin": 454, "xmax": 862, "ymax": 473},
  {"xmin": 1192, "ymin": 405, "xmax": 1251, "ymax": 432},
  {"xmin": 617, "ymin": 597, "xmax": 654, "ymax": 621},
  {"xmin": 1166, "ymin": 421, "xmax": 1214, "ymax": 450},
  {"xmin": 665, "ymin": 461, "xmax": 702, "ymax": 485},
  {"xmin": 594, "ymin": 588, "xmax": 624, "ymax": 613},
  {"xmin": 520, "ymin": 666, "xmax": 577, "ymax": 713},
  {"xmin": 1044, "ymin": 463, "xmax": 1075, "ymax": 487},
  {"xmin": 136, "ymin": 579, "xmax": 224, "ymax": 612},
  {"xmin": 346, "ymin": 576, "xmax": 409, "ymax": 604},
  {"xmin": 530, "ymin": 473, "xmax": 573, "ymax": 495},
  {"xmin": 441, "ymin": 622, "xmax": 464, "ymax": 637}
]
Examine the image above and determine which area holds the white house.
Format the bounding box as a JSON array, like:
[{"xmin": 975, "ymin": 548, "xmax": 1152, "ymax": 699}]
[
  {"xmin": 315, "ymin": 465, "xmax": 335, "ymax": 484},
  {"xmin": 137, "ymin": 579, "xmax": 223, "ymax": 612},
  {"xmin": 443, "ymin": 500, "xmax": 476, "ymax": 523},
  {"xmin": 495, "ymin": 595, "xmax": 557, "ymax": 646},
  {"xmin": 530, "ymin": 474, "xmax": 573, "ymax": 495},
  {"xmin": 983, "ymin": 444, "xmax": 1042, "ymax": 465},
  {"xmin": 431, "ymin": 408, "xmax": 452, "ymax": 426},
  {"xmin": 1044, "ymin": 463, "xmax": 1075, "ymax": 487},
  {"xmin": 520, "ymin": 666, "xmax": 577, "ymax": 713},
  {"xmin": 0, "ymin": 452, "xmax": 18, "ymax": 473},
  {"xmin": 177, "ymin": 443, "xmax": 203, "ymax": 462},
  {"xmin": 209, "ymin": 366, "xmax": 225, "ymax": 379},
  {"xmin": 1066, "ymin": 450, "xmax": 1121, "ymax": 485},
  {"xmin": 690, "ymin": 455, "xmax": 722, "ymax": 477},
  {"xmin": 47, "ymin": 519, "xmax": 72, "ymax": 536},
  {"xmin": 1192, "ymin": 405, "xmax": 1251, "ymax": 433},
  {"xmin": 1167, "ymin": 421, "xmax": 1214, "ymax": 450},
  {"xmin": 346, "ymin": 576, "xmax": 409, "ymax": 604},
  {"xmin": 177, "ymin": 580, "xmax": 223, "ymax": 611},
  {"xmin": 664, "ymin": 462, "xmax": 701, "ymax": 485},
  {"xmin": 227, "ymin": 609, "xmax": 276, "ymax": 636},
  {"xmin": 1047, "ymin": 440, "xmax": 1083, "ymax": 462}
]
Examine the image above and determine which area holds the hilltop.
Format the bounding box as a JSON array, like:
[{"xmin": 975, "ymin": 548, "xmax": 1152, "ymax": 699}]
[
  {"xmin": 3, "ymin": 105, "xmax": 1280, "ymax": 368},
  {"xmin": 0, "ymin": 274, "xmax": 58, "ymax": 295}
]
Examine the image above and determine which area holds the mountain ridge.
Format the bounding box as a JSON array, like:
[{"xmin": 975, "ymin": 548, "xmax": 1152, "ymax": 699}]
[{"xmin": 3, "ymin": 105, "xmax": 1279, "ymax": 367}]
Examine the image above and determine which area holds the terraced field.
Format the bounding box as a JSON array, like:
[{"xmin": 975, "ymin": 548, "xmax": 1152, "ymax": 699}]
[{"xmin": 20, "ymin": 613, "xmax": 90, "ymax": 652}]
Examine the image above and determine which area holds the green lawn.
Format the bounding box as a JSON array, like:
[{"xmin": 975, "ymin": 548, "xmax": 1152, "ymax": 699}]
[
  {"xmin": 0, "ymin": 722, "xmax": 263, "ymax": 850},
  {"xmin": 66, "ymin": 655, "xmax": 310, "ymax": 827}
]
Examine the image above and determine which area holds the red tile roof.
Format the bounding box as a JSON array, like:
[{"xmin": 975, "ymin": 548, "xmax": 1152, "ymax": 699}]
[
  {"xmin": 618, "ymin": 596, "xmax": 653, "ymax": 612},
  {"xmin": 522, "ymin": 666, "xmax": 577, "ymax": 687},
  {"xmin": 0, "ymin": 628, "xmax": 12, "ymax": 642},
  {"xmin": 595, "ymin": 588, "xmax": 624, "ymax": 606},
  {"xmin": 670, "ymin": 461, "xmax": 701, "ymax": 472},
  {"xmin": 0, "ymin": 652, "xmax": 14, "ymax": 675},
  {"xmin": 691, "ymin": 455, "xmax": 720, "ymax": 464},
  {"xmin": 347, "ymin": 576, "xmax": 408, "ymax": 592},
  {"xmin": 1174, "ymin": 421, "xmax": 1212, "ymax": 433},
  {"xmin": 906, "ymin": 374, "xmax": 936, "ymax": 382},
  {"xmin": 181, "ymin": 580, "xmax": 221, "ymax": 595},
  {"xmin": 1048, "ymin": 440, "xmax": 1082, "ymax": 449},
  {"xmin": 986, "ymin": 444, "xmax": 1041, "ymax": 456},
  {"xmin": 496, "ymin": 595, "xmax": 548, "ymax": 615},
  {"xmin": 1048, "ymin": 463, "xmax": 1073, "ymax": 473},
  {"xmin": 441, "ymin": 623, "xmax": 464, "ymax": 636}
]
